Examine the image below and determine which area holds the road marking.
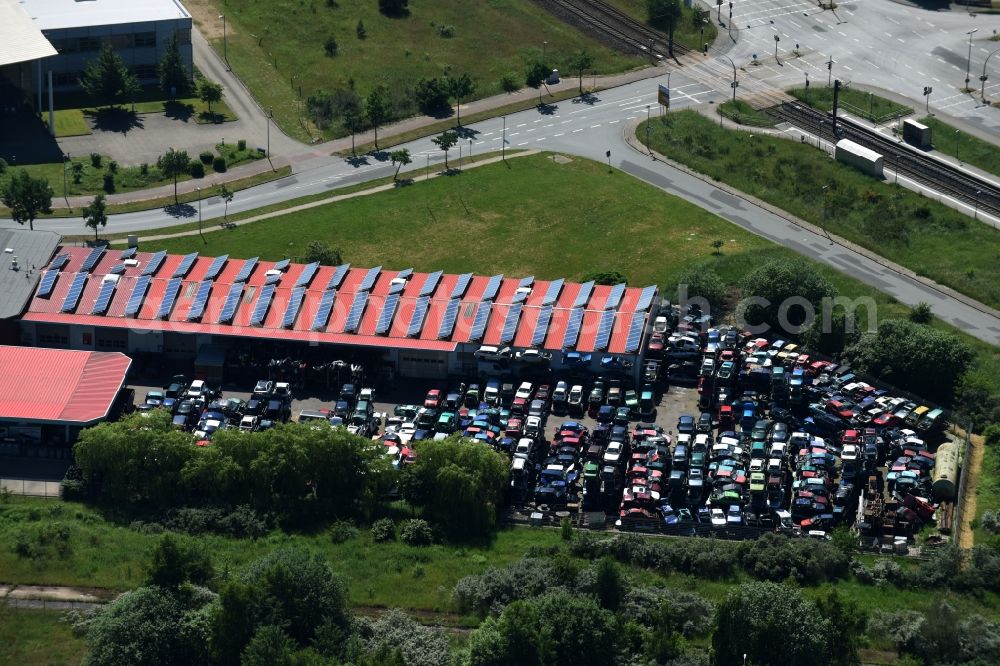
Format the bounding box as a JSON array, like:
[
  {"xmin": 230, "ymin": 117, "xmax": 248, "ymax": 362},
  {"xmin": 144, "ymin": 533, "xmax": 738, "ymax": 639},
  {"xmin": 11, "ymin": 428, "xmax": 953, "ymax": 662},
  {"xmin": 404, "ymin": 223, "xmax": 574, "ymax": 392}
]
[
  {"xmin": 543, "ymin": 124, "xmax": 554, "ymax": 128},
  {"xmin": 884, "ymin": 32, "xmax": 892, "ymax": 38},
  {"xmin": 516, "ymin": 123, "xmax": 526, "ymax": 128},
  {"xmin": 843, "ymin": 65, "xmax": 852, "ymax": 71},
  {"xmin": 838, "ymin": 31, "xmax": 847, "ymax": 37},
  {"xmin": 482, "ymin": 132, "xmax": 494, "ymax": 137},
  {"xmin": 509, "ymin": 132, "xmax": 520, "ymax": 137},
  {"xmin": 554, "ymin": 132, "xmax": 565, "ymax": 137},
  {"xmin": 516, "ymin": 141, "xmax": 528, "ymax": 146},
  {"xmin": 535, "ymin": 137, "xmax": 546, "ymax": 142},
  {"xmin": 572, "ymin": 128, "xmax": 584, "ymax": 133},
  {"xmin": 526, "ymin": 128, "xmax": 536, "ymax": 133},
  {"xmin": 897, "ymin": 38, "xmax": 905, "ymax": 43},
  {"xmin": 590, "ymin": 124, "xmax": 602, "ymax": 128},
  {"xmin": 608, "ymin": 119, "xmax": 621, "ymax": 124},
  {"xmin": 561, "ymin": 120, "xmax": 572, "ymax": 124}
]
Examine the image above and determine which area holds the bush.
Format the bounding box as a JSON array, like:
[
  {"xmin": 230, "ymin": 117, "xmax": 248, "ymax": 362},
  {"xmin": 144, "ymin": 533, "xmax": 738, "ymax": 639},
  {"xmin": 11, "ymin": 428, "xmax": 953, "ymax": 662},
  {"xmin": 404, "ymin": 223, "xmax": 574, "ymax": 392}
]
[
  {"xmin": 560, "ymin": 517, "xmax": 573, "ymax": 541},
  {"xmin": 237, "ymin": 138, "xmax": 246, "ymax": 151},
  {"xmin": 329, "ymin": 519, "xmax": 358, "ymax": 544},
  {"xmin": 400, "ymin": 519, "xmax": 433, "ymax": 546},
  {"xmin": 454, "ymin": 557, "xmax": 565, "ymax": 615},
  {"xmin": 189, "ymin": 160, "xmax": 205, "ymax": 178},
  {"xmin": 356, "ymin": 20, "xmax": 366, "ymax": 39},
  {"xmin": 324, "ymin": 36, "xmax": 338, "ymax": 57},
  {"xmin": 981, "ymin": 510, "xmax": 1000, "ymax": 534},
  {"xmin": 106, "ymin": 160, "xmax": 118, "ymax": 174},
  {"xmin": 371, "ymin": 518, "xmax": 395, "ymax": 542},
  {"xmin": 500, "ymin": 73, "xmax": 520, "ymax": 94},
  {"xmin": 414, "ymin": 77, "xmax": 450, "ymax": 115},
  {"xmin": 102, "ymin": 172, "xmax": 115, "ymax": 193},
  {"xmin": 437, "ymin": 24, "xmax": 455, "ymax": 38},
  {"xmin": 163, "ymin": 506, "xmax": 270, "ymax": 538},
  {"xmin": 139, "ymin": 163, "xmax": 149, "ymax": 176},
  {"xmin": 0, "ymin": 157, "xmax": 7, "ymax": 175},
  {"xmin": 61, "ymin": 478, "xmax": 85, "ymax": 500},
  {"xmin": 212, "ymin": 156, "xmax": 226, "ymax": 173},
  {"xmin": 90, "ymin": 153, "xmax": 102, "ymax": 168},
  {"xmin": 199, "ymin": 151, "xmax": 213, "ymax": 164}
]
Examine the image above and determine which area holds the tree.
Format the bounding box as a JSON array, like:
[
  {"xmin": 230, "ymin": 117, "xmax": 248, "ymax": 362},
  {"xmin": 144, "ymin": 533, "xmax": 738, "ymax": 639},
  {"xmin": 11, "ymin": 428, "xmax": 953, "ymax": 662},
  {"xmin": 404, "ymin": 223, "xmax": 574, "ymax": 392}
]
[
  {"xmin": 801, "ymin": 309, "xmax": 858, "ymax": 357},
  {"xmin": 242, "ymin": 626, "xmax": 299, "ymax": 666},
  {"xmin": 79, "ymin": 43, "xmax": 139, "ymax": 107},
  {"xmin": 583, "ymin": 270, "xmax": 627, "ymax": 286},
  {"xmin": 909, "ymin": 301, "xmax": 934, "ymax": 324},
  {"xmin": 815, "ymin": 589, "xmax": 866, "ymax": 666},
  {"xmin": 846, "ymin": 319, "xmax": 973, "ymax": 403},
  {"xmin": 324, "ymin": 36, "xmax": 338, "ymax": 58},
  {"xmin": 159, "ymin": 34, "xmax": 190, "ymax": 98},
  {"xmin": 358, "ymin": 608, "xmax": 451, "ymax": 666},
  {"xmin": 468, "ymin": 601, "xmax": 544, "ymax": 666},
  {"xmin": 198, "ymin": 79, "xmax": 224, "ymax": 114},
  {"xmin": 738, "ymin": 258, "xmax": 836, "ymax": 335},
  {"xmin": 593, "ymin": 557, "xmax": 624, "ymax": 611},
  {"xmin": 713, "ymin": 582, "xmax": 834, "ymax": 666},
  {"xmin": 356, "ymin": 20, "xmax": 367, "ymax": 39},
  {"xmin": 432, "ymin": 130, "xmax": 459, "ymax": 170},
  {"xmin": 447, "ymin": 72, "xmax": 475, "ymax": 126},
  {"xmin": 525, "ymin": 60, "xmax": 548, "ymax": 103},
  {"xmin": 390, "ymin": 149, "xmax": 411, "ymax": 181},
  {"xmin": 366, "ymin": 86, "xmax": 389, "ymax": 151},
  {"xmin": 532, "ymin": 591, "xmax": 618, "ymax": 666},
  {"xmin": 148, "ymin": 533, "xmax": 213, "ymax": 588},
  {"xmin": 82, "ymin": 193, "xmax": 108, "ymax": 242},
  {"xmin": 413, "ymin": 77, "xmax": 450, "ymax": 115},
  {"xmin": 568, "ymin": 50, "xmax": 594, "ymax": 95},
  {"xmin": 378, "ymin": 0, "xmax": 409, "ymax": 17},
  {"xmin": 647, "ymin": 0, "xmax": 682, "ymax": 54},
  {"xmin": 675, "ymin": 265, "xmax": 726, "ymax": 313},
  {"xmin": 304, "ymin": 240, "xmax": 343, "ymax": 266},
  {"xmin": 2, "ymin": 170, "xmax": 53, "ymax": 231},
  {"xmin": 711, "ymin": 238, "xmax": 724, "ymax": 254},
  {"xmin": 219, "ymin": 183, "xmax": 234, "ymax": 221},
  {"xmin": 158, "ymin": 148, "xmax": 190, "ymax": 204},
  {"xmin": 500, "ymin": 72, "xmax": 520, "ymax": 94}
]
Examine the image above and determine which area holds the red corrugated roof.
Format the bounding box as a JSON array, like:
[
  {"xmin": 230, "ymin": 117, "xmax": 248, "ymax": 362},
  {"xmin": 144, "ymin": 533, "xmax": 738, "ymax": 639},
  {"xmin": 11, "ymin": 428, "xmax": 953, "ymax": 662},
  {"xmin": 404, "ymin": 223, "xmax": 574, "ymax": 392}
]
[{"xmin": 0, "ymin": 346, "xmax": 131, "ymax": 424}]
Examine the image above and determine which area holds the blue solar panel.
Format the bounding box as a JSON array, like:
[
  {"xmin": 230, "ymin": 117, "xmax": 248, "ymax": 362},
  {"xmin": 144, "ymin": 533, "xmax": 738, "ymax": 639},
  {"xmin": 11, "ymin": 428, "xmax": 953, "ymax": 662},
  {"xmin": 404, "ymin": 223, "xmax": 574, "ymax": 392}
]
[
  {"xmin": 37, "ymin": 270, "xmax": 58, "ymax": 298},
  {"xmin": 250, "ymin": 284, "xmax": 276, "ymax": 326},
  {"xmin": 60, "ymin": 273, "xmax": 88, "ymax": 312},
  {"xmin": 273, "ymin": 259, "xmax": 290, "ymax": 272},
  {"xmin": 233, "ymin": 257, "xmax": 258, "ymax": 283},
  {"xmin": 573, "ymin": 281, "xmax": 594, "ymax": 308},
  {"xmin": 125, "ymin": 275, "xmax": 151, "ymax": 317},
  {"xmin": 605, "ymin": 283, "xmax": 626, "ymax": 310},
  {"xmin": 481, "ymin": 274, "xmax": 504, "ymax": 301},
  {"xmin": 562, "ymin": 307, "xmax": 584, "ymax": 349},
  {"xmin": 140, "ymin": 250, "xmax": 166, "ymax": 276},
  {"xmin": 469, "ymin": 302, "xmax": 492, "ymax": 341},
  {"xmin": 187, "ymin": 281, "xmax": 213, "ymax": 320},
  {"xmin": 375, "ymin": 294, "xmax": 400, "ymax": 335},
  {"xmin": 108, "ymin": 264, "xmax": 126, "ymax": 275},
  {"xmin": 295, "ymin": 262, "xmax": 320, "ymax": 288},
  {"xmin": 173, "ymin": 252, "xmax": 198, "ymax": 278},
  {"xmin": 282, "ymin": 287, "xmax": 306, "ymax": 328},
  {"xmin": 450, "ymin": 273, "xmax": 473, "ymax": 298},
  {"xmin": 511, "ymin": 289, "xmax": 529, "ymax": 304},
  {"xmin": 594, "ymin": 309, "xmax": 616, "ymax": 350},
  {"xmin": 158, "ymin": 278, "xmax": 182, "ymax": 319},
  {"xmin": 541, "ymin": 279, "xmax": 564, "ymax": 306},
  {"xmin": 396, "ymin": 268, "xmax": 413, "ymax": 280},
  {"xmin": 358, "ymin": 266, "xmax": 382, "ymax": 292},
  {"xmin": 500, "ymin": 303, "xmax": 523, "ymax": 344},
  {"xmin": 531, "ymin": 305, "xmax": 553, "ymax": 347},
  {"xmin": 203, "ymin": 255, "xmax": 228, "ymax": 280},
  {"xmin": 635, "ymin": 285, "xmax": 657, "ymax": 312},
  {"xmin": 265, "ymin": 271, "xmax": 282, "ymax": 285},
  {"xmin": 519, "ymin": 275, "xmax": 534, "ymax": 288},
  {"xmin": 407, "ymin": 296, "xmax": 431, "ymax": 337},
  {"xmin": 344, "ymin": 291, "xmax": 369, "ymax": 332},
  {"xmin": 388, "ymin": 279, "xmax": 406, "ymax": 295},
  {"xmin": 311, "ymin": 290, "xmax": 336, "ymax": 330},
  {"xmin": 50, "ymin": 253, "xmax": 71, "ymax": 270},
  {"xmin": 438, "ymin": 299, "xmax": 461, "ymax": 339},
  {"xmin": 90, "ymin": 279, "xmax": 116, "ymax": 315},
  {"xmin": 80, "ymin": 247, "xmax": 104, "ymax": 273},
  {"xmin": 624, "ymin": 312, "xmax": 645, "ymax": 353},
  {"xmin": 420, "ymin": 270, "xmax": 442, "ymax": 297},
  {"xmin": 218, "ymin": 283, "xmax": 244, "ymax": 323},
  {"xmin": 118, "ymin": 248, "xmax": 136, "ymax": 261},
  {"xmin": 327, "ymin": 264, "xmax": 350, "ymax": 289}
]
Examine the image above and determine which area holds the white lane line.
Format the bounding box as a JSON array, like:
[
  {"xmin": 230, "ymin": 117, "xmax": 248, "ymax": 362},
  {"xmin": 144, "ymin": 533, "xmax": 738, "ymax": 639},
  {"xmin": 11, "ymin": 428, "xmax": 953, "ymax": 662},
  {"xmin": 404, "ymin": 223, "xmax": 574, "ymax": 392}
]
[
  {"xmin": 516, "ymin": 141, "xmax": 528, "ymax": 146},
  {"xmin": 554, "ymin": 132, "xmax": 565, "ymax": 137},
  {"xmin": 526, "ymin": 128, "xmax": 536, "ymax": 133},
  {"xmin": 561, "ymin": 120, "xmax": 572, "ymax": 124},
  {"xmin": 536, "ymin": 137, "xmax": 546, "ymax": 142},
  {"xmin": 482, "ymin": 132, "xmax": 494, "ymax": 137},
  {"xmin": 590, "ymin": 124, "xmax": 601, "ymax": 128},
  {"xmin": 572, "ymin": 128, "xmax": 584, "ymax": 133},
  {"xmin": 516, "ymin": 123, "xmax": 526, "ymax": 128},
  {"xmin": 509, "ymin": 132, "xmax": 520, "ymax": 137},
  {"xmin": 608, "ymin": 119, "xmax": 621, "ymax": 124},
  {"xmin": 543, "ymin": 123, "xmax": 554, "ymax": 128}
]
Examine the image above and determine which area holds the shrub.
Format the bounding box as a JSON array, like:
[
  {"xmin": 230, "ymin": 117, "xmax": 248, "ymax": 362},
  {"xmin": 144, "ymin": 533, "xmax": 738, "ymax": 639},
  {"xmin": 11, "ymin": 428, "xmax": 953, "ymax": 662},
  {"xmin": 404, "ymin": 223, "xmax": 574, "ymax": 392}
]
[
  {"xmin": 437, "ymin": 24, "xmax": 455, "ymax": 38},
  {"xmin": 413, "ymin": 77, "xmax": 450, "ymax": 115},
  {"xmin": 371, "ymin": 518, "xmax": 395, "ymax": 542},
  {"xmin": 500, "ymin": 73, "xmax": 520, "ymax": 94},
  {"xmin": 212, "ymin": 156, "xmax": 226, "ymax": 173},
  {"xmin": 560, "ymin": 517, "xmax": 573, "ymax": 541},
  {"xmin": 139, "ymin": 163, "xmax": 149, "ymax": 176},
  {"xmin": 237, "ymin": 138, "xmax": 246, "ymax": 151},
  {"xmin": 90, "ymin": 153, "xmax": 102, "ymax": 168},
  {"xmin": 453, "ymin": 557, "xmax": 562, "ymax": 615},
  {"xmin": 106, "ymin": 160, "xmax": 118, "ymax": 174},
  {"xmin": 329, "ymin": 519, "xmax": 358, "ymax": 544},
  {"xmin": 0, "ymin": 157, "xmax": 7, "ymax": 175},
  {"xmin": 189, "ymin": 160, "xmax": 205, "ymax": 178},
  {"xmin": 61, "ymin": 478, "xmax": 85, "ymax": 500},
  {"xmin": 981, "ymin": 510, "xmax": 1000, "ymax": 534},
  {"xmin": 102, "ymin": 172, "xmax": 115, "ymax": 193},
  {"xmin": 199, "ymin": 151, "xmax": 213, "ymax": 164},
  {"xmin": 356, "ymin": 20, "xmax": 366, "ymax": 39},
  {"xmin": 400, "ymin": 519, "xmax": 433, "ymax": 546},
  {"xmin": 163, "ymin": 506, "xmax": 270, "ymax": 538},
  {"xmin": 324, "ymin": 36, "xmax": 338, "ymax": 57}
]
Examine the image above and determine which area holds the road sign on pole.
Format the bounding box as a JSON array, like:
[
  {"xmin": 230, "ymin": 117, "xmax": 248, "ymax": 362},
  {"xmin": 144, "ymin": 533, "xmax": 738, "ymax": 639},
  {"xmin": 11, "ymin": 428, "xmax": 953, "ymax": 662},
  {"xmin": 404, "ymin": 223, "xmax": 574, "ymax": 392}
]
[{"xmin": 658, "ymin": 84, "xmax": 670, "ymax": 109}]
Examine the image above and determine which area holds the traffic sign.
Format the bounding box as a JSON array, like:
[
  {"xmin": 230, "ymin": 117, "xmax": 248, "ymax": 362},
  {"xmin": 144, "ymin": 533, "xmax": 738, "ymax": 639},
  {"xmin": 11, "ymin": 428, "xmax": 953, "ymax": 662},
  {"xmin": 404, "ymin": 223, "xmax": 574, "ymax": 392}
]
[{"xmin": 658, "ymin": 84, "xmax": 670, "ymax": 108}]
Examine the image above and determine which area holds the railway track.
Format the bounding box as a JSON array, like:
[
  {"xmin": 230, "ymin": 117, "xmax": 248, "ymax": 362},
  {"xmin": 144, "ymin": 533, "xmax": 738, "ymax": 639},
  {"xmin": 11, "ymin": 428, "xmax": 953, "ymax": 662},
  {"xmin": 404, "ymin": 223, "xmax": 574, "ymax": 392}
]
[
  {"xmin": 766, "ymin": 102, "xmax": 1000, "ymax": 218},
  {"xmin": 549, "ymin": 0, "xmax": 690, "ymax": 60}
]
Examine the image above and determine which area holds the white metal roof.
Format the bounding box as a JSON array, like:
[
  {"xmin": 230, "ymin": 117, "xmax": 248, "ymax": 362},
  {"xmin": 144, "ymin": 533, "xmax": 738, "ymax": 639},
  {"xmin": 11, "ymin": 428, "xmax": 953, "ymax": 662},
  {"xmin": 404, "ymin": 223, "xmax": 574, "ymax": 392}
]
[
  {"xmin": 0, "ymin": 0, "xmax": 57, "ymax": 66},
  {"xmin": 21, "ymin": 0, "xmax": 191, "ymax": 31},
  {"xmin": 835, "ymin": 138, "xmax": 883, "ymax": 163}
]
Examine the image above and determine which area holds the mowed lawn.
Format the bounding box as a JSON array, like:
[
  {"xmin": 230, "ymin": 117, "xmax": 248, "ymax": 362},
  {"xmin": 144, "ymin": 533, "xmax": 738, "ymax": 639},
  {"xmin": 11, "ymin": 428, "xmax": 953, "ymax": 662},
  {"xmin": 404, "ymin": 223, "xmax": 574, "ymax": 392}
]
[
  {"xmin": 919, "ymin": 115, "xmax": 1000, "ymax": 178},
  {"xmin": 0, "ymin": 609, "xmax": 86, "ymax": 665},
  {"xmin": 194, "ymin": 0, "xmax": 640, "ymax": 141}
]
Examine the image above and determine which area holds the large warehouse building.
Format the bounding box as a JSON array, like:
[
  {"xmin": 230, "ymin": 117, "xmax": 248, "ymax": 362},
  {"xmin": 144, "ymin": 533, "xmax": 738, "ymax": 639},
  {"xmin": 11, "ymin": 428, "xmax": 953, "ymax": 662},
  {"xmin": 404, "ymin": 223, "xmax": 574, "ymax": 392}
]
[{"xmin": 20, "ymin": 246, "xmax": 658, "ymax": 381}]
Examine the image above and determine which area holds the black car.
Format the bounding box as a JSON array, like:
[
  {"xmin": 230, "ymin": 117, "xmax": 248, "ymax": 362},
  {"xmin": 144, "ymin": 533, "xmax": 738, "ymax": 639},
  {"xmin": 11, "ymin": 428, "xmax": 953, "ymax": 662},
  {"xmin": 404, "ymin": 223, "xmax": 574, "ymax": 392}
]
[
  {"xmin": 265, "ymin": 399, "xmax": 291, "ymax": 422},
  {"xmin": 244, "ymin": 398, "xmax": 265, "ymax": 416},
  {"xmin": 334, "ymin": 400, "xmax": 351, "ymax": 419},
  {"xmin": 172, "ymin": 400, "xmax": 199, "ymax": 428},
  {"xmin": 677, "ymin": 414, "xmax": 696, "ymax": 436},
  {"xmin": 697, "ymin": 412, "xmax": 713, "ymax": 433},
  {"xmin": 252, "ymin": 380, "xmax": 274, "ymax": 399}
]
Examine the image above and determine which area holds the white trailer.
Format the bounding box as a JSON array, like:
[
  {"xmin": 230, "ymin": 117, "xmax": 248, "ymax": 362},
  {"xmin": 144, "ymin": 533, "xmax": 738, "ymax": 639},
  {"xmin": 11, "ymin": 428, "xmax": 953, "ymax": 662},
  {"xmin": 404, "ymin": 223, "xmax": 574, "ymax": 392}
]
[{"xmin": 834, "ymin": 139, "xmax": 884, "ymax": 178}]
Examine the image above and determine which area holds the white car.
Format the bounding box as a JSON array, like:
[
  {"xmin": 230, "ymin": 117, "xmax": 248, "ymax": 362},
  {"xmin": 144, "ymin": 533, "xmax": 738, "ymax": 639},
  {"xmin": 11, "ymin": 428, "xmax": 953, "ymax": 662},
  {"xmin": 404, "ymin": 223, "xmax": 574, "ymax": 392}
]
[
  {"xmin": 513, "ymin": 438, "xmax": 534, "ymax": 460},
  {"xmin": 710, "ymin": 508, "xmax": 727, "ymax": 527},
  {"xmin": 524, "ymin": 416, "xmax": 543, "ymax": 438},
  {"xmin": 186, "ymin": 379, "xmax": 208, "ymax": 400},
  {"xmin": 474, "ymin": 345, "xmax": 512, "ymax": 361},
  {"xmin": 515, "ymin": 382, "xmax": 533, "ymax": 401},
  {"xmin": 749, "ymin": 458, "xmax": 765, "ymax": 473},
  {"xmin": 652, "ymin": 316, "xmax": 669, "ymax": 334},
  {"xmin": 515, "ymin": 349, "xmax": 552, "ymax": 363},
  {"xmin": 239, "ymin": 415, "xmax": 257, "ymax": 432},
  {"xmin": 552, "ymin": 381, "xmax": 568, "ymax": 405},
  {"xmin": 603, "ymin": 441, "xmax": 624, "ymax": 464},
  {"xmin": 568, "ymin": 385, "xmax": 583, "ymax": 409}
]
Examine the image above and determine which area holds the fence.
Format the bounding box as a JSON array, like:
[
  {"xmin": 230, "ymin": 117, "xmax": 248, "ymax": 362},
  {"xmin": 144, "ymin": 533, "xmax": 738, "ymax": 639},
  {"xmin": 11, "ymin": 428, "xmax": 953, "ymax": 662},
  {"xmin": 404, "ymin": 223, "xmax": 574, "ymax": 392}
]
[
  {"xmin": 951, "ymin": 425, "xmax": 973, "ymax": 539},
  {"xmin": 0, "ymin": 478, "xmax": 62, "ymax": 498}
]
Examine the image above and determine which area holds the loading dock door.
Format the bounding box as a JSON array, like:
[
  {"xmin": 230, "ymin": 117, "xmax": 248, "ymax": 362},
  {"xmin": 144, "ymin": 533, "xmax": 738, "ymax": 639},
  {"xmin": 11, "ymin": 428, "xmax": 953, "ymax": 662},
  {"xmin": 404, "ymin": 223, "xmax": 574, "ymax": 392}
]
[{"xmin": 398, "ymin": 351, "xmax": 448, "ymax": 379}]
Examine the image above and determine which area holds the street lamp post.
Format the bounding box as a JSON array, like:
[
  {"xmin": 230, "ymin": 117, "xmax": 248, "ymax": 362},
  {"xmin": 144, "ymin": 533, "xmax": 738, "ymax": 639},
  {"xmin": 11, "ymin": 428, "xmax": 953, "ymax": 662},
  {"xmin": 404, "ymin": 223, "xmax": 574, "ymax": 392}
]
[
  {"xmin": 62, "ymin": 154, "xmax": 69, "ymax": 204},
  {"xmin": 955, "ymin": 129, "xmax": 962, "ymax": 163},
  {"xmin": 981, "ymin": 47, "xmax": 1000, "ymax": 103},
  {"xmin": 543, "ymin": 41, "xmax": 548, "ymax": 64},
  {"xmin": 774, "ymin": 34, "xmax": 780, "ymax": 60},
  {"xmin": 722, "ymin": 55, "xmax": 738, "ymax": 103},
  {"xmin": 646, "ymin": 104, "xmax": 651, "ymax": 154},
  {"xmin": 502, "ymin": 115, "xmax": 506, "ymax": 161},
  {"xmin": 826, "ymin": 55, "xmax": 833, "ymax": 87},
  {"xmin": 975, "ymin": 190, "xmax": 982, "ymax": 220},
  {"xmin": 266, "ymin": 108, "xmax": 272, "ymax": 160},
  {"xmin": 805, "ymin": 72, "xmax": 810, "ymax": 99},
  {"xmin": 196, "ymin": 187, "xmax": 203, "ymax": 240},
  {"xmin": 965, "ymin": 29, "xmax": 979, "ymax": 90},
  {"xmin": 728, "ymin": 2, "xmax": 733, "ymax": 38},
  {"xmin": 219, "ymin": 15, "xmax": 228, "ymax": 68}
]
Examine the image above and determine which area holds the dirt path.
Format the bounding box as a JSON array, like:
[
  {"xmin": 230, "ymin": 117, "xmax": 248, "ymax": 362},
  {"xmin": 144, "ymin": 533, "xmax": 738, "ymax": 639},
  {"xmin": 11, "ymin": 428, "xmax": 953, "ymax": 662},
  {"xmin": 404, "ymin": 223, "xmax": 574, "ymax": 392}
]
[{"xmin": 958, "ymin": 430, "xmax": 985, "ymax": 549}]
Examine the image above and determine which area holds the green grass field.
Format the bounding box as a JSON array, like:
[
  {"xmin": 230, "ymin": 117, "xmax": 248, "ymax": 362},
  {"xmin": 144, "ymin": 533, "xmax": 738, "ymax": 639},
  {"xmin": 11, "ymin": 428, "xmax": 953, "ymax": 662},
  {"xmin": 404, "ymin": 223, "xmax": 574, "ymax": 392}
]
[
  {"xmin": 718, "ymin": 99, "xmax": 775, "ymax": 127},
  {"xmin": 198, "ymin": 0, "xmax": 641, "ymax": 142},
  {"xmin": 0, "ymin": 608, "xmax": 86, "ymax": 665},
  {"xmin": 596, "ymin": 0, "xmax": 718, "ymax": 50},
  {"xmin": 918, "ymin": 116, "xmax": 1000, "ymax": 178},
  {"xmin": 42, "ymin": 109, "xmax": 92, "ymax": 138},
  {"xmin": 638, "ymin": 110, "xmax": 1000, "ymax": 310},
  {"xmin": 788, "ymin": 86, "xmax": 913, "ymax": 123}
]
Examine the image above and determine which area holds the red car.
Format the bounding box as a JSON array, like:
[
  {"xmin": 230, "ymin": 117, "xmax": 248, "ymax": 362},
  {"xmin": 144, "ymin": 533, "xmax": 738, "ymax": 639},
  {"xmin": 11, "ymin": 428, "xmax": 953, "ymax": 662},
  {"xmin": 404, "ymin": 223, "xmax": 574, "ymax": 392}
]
[
  {"xmin": 424, "ymin": 389, "xmax": 442, "ymax": 409},
  {"xmin": 841, "ymin": 429, "xmax": 859, "ymax": 446}
]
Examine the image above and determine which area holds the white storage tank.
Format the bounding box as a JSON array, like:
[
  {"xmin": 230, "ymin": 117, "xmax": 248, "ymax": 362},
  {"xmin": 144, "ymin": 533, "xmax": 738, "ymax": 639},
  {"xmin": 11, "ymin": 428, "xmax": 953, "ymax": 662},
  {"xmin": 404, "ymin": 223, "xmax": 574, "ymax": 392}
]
[
  {"xmin": 835, "ymin": 139, "xmax": 884, "ymax": 178},
  {"xmin": 932, "ymin": 441, "xmax": 960, "ymax": 502}
]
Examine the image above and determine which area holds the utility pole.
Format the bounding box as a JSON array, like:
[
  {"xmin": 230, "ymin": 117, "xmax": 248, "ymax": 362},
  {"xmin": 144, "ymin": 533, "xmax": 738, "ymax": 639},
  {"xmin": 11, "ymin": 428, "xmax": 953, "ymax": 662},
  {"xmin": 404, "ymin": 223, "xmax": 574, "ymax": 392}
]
[
  {"xmin": 923, "ymin": 86, "xmax": 933, "ymax": 115},
  {"xmin": 831, "ymin": 79, "xmax": 841, "ymax": 135},
  {"xmin": 981, "ymin": 47, "xmax": 1000, "ymax": 103},
  {"xmin": 965, "ymin": 29, "xmax": 979, "ymax": 90},
  {"xmin": 502, "ymin": 115, "xmax": 506, "ymax": 161},
  {"xmin": 219, "ymin": 15, "xmax": 228, "ymax": 69},
  {"xmin": 826, "ymin": 55, "xmax": 833, "ymax": 87}
]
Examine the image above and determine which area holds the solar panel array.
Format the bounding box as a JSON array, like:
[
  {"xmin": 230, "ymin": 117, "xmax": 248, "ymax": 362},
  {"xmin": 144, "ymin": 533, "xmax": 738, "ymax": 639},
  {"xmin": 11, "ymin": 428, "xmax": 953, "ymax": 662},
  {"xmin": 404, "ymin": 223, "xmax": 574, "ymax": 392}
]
[
  {"xmin": 158, "ymin": 278, "xmax": 182, "ymax": 319},
  {"xmin": 532, "ymin": 305, "xmax": 553, "ymax": 347},
  {"xmin": 272, "ymin": 259, "xmax": 290, "ymax": 272},
  {"xmin": 573, "ymin": 281, "xmax": 594, "ymax": 308},
  {"xmin": 311, "ymin": 290, "xmax": 336, "ymax": 331},
  {"xmin": 420, "ymin": 270, "xmax": 442, "ymax": 297},
  {"xmin": 562, "ymin": 307, "xmax": 584, "ymax": 349},
  {"xmin": 344, "ymin": 291, "xmax": 369, "ymax": 332},
  {"xmin": 358, "ymin": 265, "xmax": 382, "ymax": 292},
  {"xmin": 624, "ymin": 312, "xmax": 645, "ymax": 353},
  {"xmin": 396, "ymin": 268, "xmax": 413, "ymax": 280},
  {"xmin": 187, "ymin": 281, "xmax": 213, "ymax": 320},
  {"xmin": 593, "ymin": 309, "xmax": 616, "ymax": 350},
  {"xmin": 295, "ymin": 262, "xmax": 320, "ymax": 288},
  {"xmin": 468, "ymin": 302, "xmax": 492, "ymax": 341},
  {"xmin": 407, "ymin": 296, "xmax": 430, "ymax": 337},
  {"xmin": 233, "ymin": 257, "xmax": 258, "ymax": 283},
  {"xmin": 500, "ymin": 303, "xmax": 523, "ymax": 344},
  {"xmin": 375, "ymin": 294, "xmax": 400, "ymax": 335},
  {"xmin": 519, "ymin": 275, "xmax": 534, "ymax": 288},
  {"xmin": 50, "ymin": 253, "xmax": 71, "ymax": 270},
  {"xmin": 37, "ymin": 270, "xmax": 58, "ymax": 298},
  {"xmin": 249, "ymin": 284, "xmax": 276, "ymax": 326},
  {"xmin": 327, "ymin": 264, "xmax": 350, "ymax": 290},
  {"xmin": 203, "ymin": 255, "xmax": 228, "ymax": 280},
  {"xmin": 481, "ymin": 274, "xmax": 504, "ymax": 301},
  {"xmin": 173, "ymin": 252, "xmax": 198, "ymax": 278},
  {"xmin": 60, "ymin": 273, "xmax": 87, "ymax": 312},
  {"xmin": 438, "ymin": 299, "xmax": 461, "ymax": 339},
  {"xmin": 265, "ymin": 271, "xmax": 282, "ymax": 285},
  {"xmin": 450, "ymin": 273, "xmax": 473, "ymax": 298},
  {"xmin": 141, "ymin": 250, "xmax": 166, "ymax": 277},
  {"xmin": 605, "ymin": 283, "xmax": 626, "ymax": 310},
  {"xmin": 635, "ymin": 285, "xmax": 657, "ymax": 312},
  {"xmin": 511, "ymin": 289, "xmax": 529, "ymax": 304},
  {"xmin": 218, "ymin": 283, "xmax": 244, "ymax": 323},
  {"xmin": 388, "ymin": 279, "xmax": 406, "ymax": 295},
  {"xmin": 541, "ymin": 279, "xmax": 564, "ymax": 306},
  {"xmin": 80, "ymin": 247, "xmax": 105, "ymax": 273},
  {"xmin": 125, "ymin": 275, "xmax": 151, "ymax": 317},
  {"xmin": 118, "ymin": 248, "xmax": 136, "ymax": 261},
  {"xmin": 283, "ymin": 287, "xmax": 306, "ymax": 328},
  {"xmin": 108, "ymin": 264, "xmax": 126, "ymax": 275},
  {"xmin": 90, "ymin": 280, "xmax": 117, "ymax": 315}
]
